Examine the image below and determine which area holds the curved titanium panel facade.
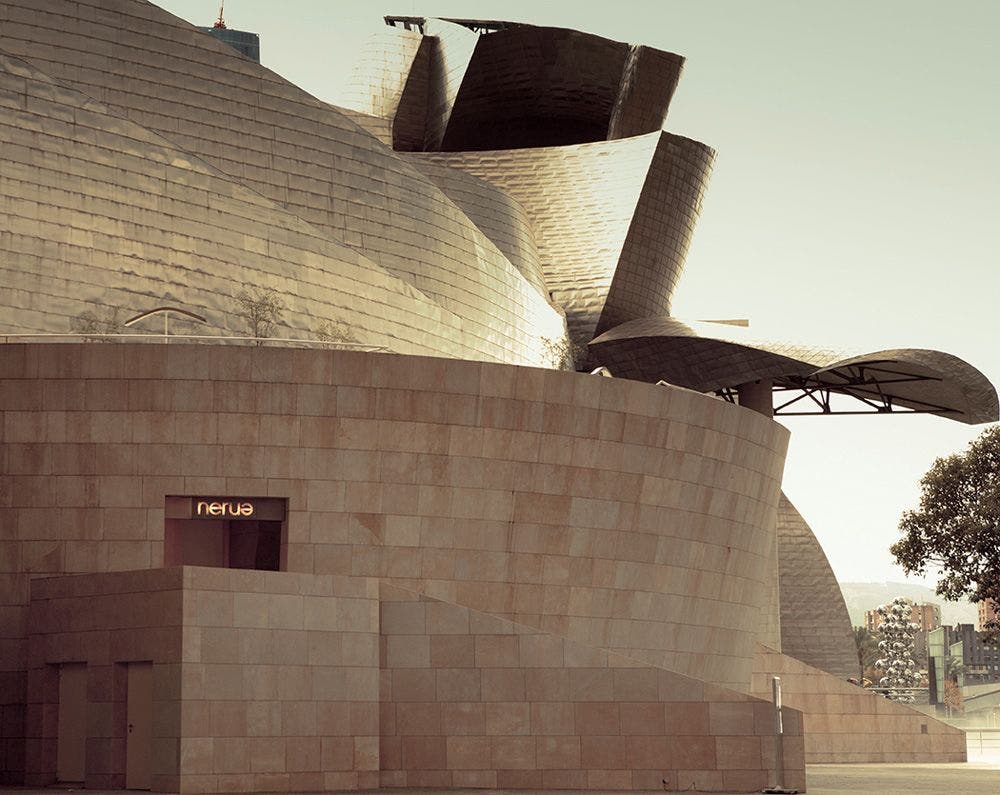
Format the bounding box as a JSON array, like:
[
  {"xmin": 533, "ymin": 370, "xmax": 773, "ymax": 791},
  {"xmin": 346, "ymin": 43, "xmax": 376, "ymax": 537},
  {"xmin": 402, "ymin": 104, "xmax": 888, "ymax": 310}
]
[
  {"xmin": 412, "ymin": 132, "xmax": 714, "ymax": 345},
  {"xmin": 439, "ymin": 26, "xmax": 629, "ymax": 150},
  {"xmin": 421, "ymin": 18, "xmax": 480, "ymax": 151},
  {"xmin": 405, "ymin": 159, "xmax": 549, "ymax": 298},
  {"xmin": 354, "ymin": 22, "xmax": 684, "ymax": 151},
  {"xmin": 339, "ymin": 26, "xmax": 429, "ymax": 151},
  {"xmin": 0, "ymin": 52, "xmax": 480, "ymax": 358},
  {"xmin": 0, "ymin": 0, "xmax": 564, "ymax": 363},
  {"xmin": 596, "ymin": 136, "xmax": 716, "ymax": 336},
  {"xmin": 777, "ymin": 495, "xmax": 857, "ymax": 681},
  {"xmin": 0, "ymin": 344, "xmax": 789, "ymax": 692},
  {"xmin": 607, "ymin": 45, "xmax": 685, "ymax": 141}
]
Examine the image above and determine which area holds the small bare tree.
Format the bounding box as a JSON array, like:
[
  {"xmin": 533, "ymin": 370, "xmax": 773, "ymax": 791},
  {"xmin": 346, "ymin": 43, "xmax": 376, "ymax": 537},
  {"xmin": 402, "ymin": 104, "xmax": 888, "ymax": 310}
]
[
  {"xmin": 236, "ymin": 287, "xmax": 283, "ymax": 344},
  {"xmin": 540, "ymin": 335, "xmax": 586, "ymax": 371},
  {"xmin": 70, "ymin": 306, "xmax": 124, "ymax": 341},
  {"xmin": 315, "ymin": 317, "xmax": 358, "ymax": 344}
]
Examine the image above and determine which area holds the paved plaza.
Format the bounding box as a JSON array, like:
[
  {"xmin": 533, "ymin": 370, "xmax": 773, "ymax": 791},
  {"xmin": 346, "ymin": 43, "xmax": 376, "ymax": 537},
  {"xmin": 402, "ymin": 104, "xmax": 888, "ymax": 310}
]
[
  {"xmin": 805, "ymin": 761, "xmax": 1000, "ymax": 794},
  {"xmin": 4, "ymin": 763, "xmax": 1000, "ymax": 794}
]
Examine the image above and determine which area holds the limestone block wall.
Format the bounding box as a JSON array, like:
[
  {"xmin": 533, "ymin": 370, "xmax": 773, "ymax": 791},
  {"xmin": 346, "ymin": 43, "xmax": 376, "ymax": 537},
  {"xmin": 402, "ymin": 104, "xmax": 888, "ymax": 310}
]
[
  {"xmin": 0, "ymin": 342, "xmax": 788, "ymax": 691},
  {"xmin": 25, "ymin": 568, "xmax": 185, "ymax": 789},
  {"xmin": 25, "ymin": 567, "xmax": 380, "ymax": 793},
  {"xmin": 379, "ymin": 584, "xmax": 805, "ymax": 792},
  {"xmin": 752, "ymin": 646, "xmax": 966, "ymax": 763},
  {"xmin": 0, "ymin": 0, "xmax": 565, "ymax": 362},
  {"xmin": 173, "ymin": 567, "xmax": 380, "ymax": 793},
  {"xmin": 0, "ymin": 574, "xmax": 27, "ymax": 784}
]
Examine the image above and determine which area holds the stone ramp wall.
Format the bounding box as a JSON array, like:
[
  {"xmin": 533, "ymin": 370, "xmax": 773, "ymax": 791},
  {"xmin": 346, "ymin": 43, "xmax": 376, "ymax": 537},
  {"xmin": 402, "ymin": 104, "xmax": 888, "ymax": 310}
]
[
  {"xmin": 380, "ymin": 583, "xmax": 805, "ymax": 792},
  {"xmin": 752, "ymin": 645, "xmax": 966, "ymax": 763}
]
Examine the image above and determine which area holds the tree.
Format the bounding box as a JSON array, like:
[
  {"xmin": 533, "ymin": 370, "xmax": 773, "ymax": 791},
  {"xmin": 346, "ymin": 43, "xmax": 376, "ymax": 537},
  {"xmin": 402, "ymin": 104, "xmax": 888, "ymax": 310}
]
[
  {"xmin": 891, "ymin": 426, "xmax": 1000, "ymax": 640},
  {"xmin": 540, "ymin": 335, "xmax": 587, "ymax": 371},
  {"xmin": 70, "ymin": 305, "xmax": 124, "ymax": 341},
  {"xmin": 853, "ymin": 626, "xmax": 879, "ymax": 682},
  {"xmin": 315, "ymin": 317, "xmax": 358, "ymax": 344},
  {"xmin": 236, "ymin": 287, "xmax": 283, "ymax": 343}
]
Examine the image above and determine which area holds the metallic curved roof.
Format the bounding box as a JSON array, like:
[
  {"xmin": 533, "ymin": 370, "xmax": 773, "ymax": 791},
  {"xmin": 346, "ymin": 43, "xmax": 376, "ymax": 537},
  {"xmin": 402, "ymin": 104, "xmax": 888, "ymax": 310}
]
[
  {"xmin": 356, "ymin": 19, "xmax": 684, "ymax": 152},
  {"xmin": 410, "ymin": 132, "xmax": 714, "ymax": 346},
  {"xmin": 590, "ymin": 317, "xmax": 999, "ymax": 424},
  {"xmin": 777, "ymin": 494, "xmax": 858, "ymax": 681}
]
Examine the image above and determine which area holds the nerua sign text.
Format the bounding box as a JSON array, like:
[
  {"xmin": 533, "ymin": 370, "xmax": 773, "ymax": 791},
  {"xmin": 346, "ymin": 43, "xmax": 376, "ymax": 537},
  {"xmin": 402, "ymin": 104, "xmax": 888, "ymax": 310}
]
[{"xmin": 195, "ymin": 500, "xmax": 255, "ymax": 518}]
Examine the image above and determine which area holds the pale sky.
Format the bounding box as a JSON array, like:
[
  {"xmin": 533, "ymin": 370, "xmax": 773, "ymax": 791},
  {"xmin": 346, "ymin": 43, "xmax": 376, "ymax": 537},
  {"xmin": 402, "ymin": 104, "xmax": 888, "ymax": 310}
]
[{"xmin": 159, "ymin": 1, "xmax": 1000, "ymax": 589}]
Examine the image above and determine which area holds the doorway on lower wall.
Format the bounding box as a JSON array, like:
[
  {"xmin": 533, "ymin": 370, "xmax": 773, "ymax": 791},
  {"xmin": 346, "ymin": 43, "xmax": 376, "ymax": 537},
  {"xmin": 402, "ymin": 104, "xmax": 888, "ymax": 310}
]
[
  {"xmin": 125, "ymin": 661, "xmax": 152, "ymax": 791},
  {"xmin": 56, "ymin": 662, "xmax": 86, "ymax": 785}
]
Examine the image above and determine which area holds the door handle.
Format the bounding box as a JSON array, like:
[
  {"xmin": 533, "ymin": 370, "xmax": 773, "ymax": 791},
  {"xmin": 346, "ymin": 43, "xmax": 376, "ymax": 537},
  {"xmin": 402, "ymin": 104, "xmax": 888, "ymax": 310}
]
[{"xmin": 127, "ymin": 723, "xmax": 134, "ymax": 733}]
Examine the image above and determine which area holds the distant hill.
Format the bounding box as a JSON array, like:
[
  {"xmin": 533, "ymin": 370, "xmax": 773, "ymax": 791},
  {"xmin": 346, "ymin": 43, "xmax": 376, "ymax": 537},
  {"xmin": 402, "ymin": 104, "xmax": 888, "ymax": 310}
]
[{"xmin": 839, "ymin": 582, "xmax": 978, "ymax": 628}]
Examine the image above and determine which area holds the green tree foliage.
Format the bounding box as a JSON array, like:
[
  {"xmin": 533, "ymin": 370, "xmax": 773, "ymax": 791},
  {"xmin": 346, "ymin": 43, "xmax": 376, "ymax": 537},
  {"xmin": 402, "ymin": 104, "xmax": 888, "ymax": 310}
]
[
  {"xmin": 891, "ymin": 426, "xmax": 1000, "ymax": 639},
  {"xmin": 853, "ymin": 626, "xmax": 879, "ymax": 682}
]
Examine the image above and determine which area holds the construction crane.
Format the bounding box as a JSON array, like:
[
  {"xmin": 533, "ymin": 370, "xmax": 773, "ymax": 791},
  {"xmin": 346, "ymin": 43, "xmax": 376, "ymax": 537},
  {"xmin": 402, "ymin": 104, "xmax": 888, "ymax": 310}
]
[{"xmin": 213, "ymin": 1, "xmax": 226, "ymax": 29}]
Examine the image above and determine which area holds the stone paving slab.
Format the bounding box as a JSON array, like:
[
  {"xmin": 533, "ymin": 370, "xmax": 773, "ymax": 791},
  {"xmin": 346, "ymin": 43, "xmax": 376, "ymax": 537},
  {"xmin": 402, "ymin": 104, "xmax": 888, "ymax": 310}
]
[
  {"xmin": 805, "ymin": 762, "xmax": 1000, "ymax": 794},
  {"xmin": 5, "ymin": 765, "xmax": 1000, "ymax": 795}
]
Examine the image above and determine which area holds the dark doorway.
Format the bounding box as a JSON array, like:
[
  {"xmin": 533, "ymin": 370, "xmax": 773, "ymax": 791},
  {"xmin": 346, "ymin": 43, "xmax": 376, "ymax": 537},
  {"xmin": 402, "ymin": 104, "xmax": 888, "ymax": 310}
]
[
  {"xmin": 164, "ymin": 496, "xmax": 286, "ymax": 570},
  {"xmin": 227, "ymin": 519, "xmax": 282, "ymax": 570}
]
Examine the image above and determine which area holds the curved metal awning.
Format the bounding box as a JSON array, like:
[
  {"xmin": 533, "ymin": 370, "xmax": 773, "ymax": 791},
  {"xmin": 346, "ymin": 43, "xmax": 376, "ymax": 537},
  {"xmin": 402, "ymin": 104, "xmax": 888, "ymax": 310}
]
[{"xmin": 589, "ymin": 317, "xmax": 998, "ymax": 424}]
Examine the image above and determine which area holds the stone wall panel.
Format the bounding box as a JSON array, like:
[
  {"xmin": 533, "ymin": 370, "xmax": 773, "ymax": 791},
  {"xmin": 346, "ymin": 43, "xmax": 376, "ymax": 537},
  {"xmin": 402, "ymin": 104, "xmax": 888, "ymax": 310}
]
[{"xmin": 1, "ymin": 345, "xmax": 788, "ymax": 697}]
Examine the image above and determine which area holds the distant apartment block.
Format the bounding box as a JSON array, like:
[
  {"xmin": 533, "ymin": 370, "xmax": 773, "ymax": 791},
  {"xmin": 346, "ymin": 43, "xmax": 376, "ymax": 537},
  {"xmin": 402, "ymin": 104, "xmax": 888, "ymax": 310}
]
[
  {"xmin": 928, "ymin": 624, "xmax": 1000, "ymax": 707},
  {"xmin": 979, "ymin": 599, "xmax": 999, "ymax": 631}
]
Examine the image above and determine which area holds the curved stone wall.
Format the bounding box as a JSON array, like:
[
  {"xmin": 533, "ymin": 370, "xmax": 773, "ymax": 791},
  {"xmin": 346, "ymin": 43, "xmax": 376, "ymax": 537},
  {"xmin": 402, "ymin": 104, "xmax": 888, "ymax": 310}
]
[
  {"xmin": 0, "ymin": 344, "xmax": 788, "ymax": 691},
  {"xmin": 0, "ymin": 0, "xmax": 564, "ymax": 363}
]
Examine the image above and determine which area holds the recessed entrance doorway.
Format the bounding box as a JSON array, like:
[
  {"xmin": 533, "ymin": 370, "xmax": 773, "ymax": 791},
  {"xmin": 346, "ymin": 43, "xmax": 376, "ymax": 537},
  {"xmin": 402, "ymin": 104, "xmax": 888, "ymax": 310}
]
[{"xmin": 163, "ymin": 496, "xmax": 287, "ymax": 570}]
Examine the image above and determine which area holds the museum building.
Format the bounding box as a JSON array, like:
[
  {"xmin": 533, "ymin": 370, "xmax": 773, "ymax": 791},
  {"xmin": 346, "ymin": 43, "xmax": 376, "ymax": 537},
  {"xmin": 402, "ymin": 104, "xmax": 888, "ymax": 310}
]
[{"xmin": 0, "ymin": 0, "xmax": 995, "ymax": 792}]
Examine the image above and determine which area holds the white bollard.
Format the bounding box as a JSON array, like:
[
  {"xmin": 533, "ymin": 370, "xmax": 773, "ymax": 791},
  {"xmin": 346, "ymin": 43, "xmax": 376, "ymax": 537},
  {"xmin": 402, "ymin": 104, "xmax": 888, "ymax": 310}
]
[{"xmin": 762, "ymin": 675, "xmax": 798, "ymax": 794}]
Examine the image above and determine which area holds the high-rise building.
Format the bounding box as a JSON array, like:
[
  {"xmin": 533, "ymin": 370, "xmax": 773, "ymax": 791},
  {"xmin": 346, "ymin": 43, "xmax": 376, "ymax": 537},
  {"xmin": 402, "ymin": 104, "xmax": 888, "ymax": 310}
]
[
  {"xmin": 196, "ymin": 4, "xmax": 260, "ymax": 62},
  {"xmin": 199, "ymin": 24, "xmax": 260, "ymax": 62},
  {"xmin": 928, "ymin": 624, "xmax": 1000, "ymax": 708}
]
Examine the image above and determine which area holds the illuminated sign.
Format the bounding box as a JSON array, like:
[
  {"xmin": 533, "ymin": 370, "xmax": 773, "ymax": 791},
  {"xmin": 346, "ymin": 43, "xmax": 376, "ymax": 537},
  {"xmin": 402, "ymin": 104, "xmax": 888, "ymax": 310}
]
[
  {"xmin": 195, "ymin": 500, "xmax": 254, "ymax": 518},
  {"xmin": 165, "ymin": 496, "xmax": 287, "ymax": 521}
]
